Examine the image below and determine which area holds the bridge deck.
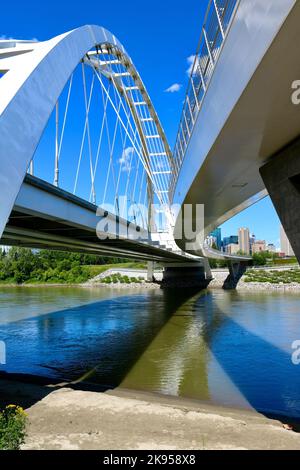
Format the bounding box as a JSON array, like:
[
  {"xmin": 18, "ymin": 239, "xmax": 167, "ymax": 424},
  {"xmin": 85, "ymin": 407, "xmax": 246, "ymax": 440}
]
[
  {"xmin": 173, "ymin": 0, "xmax": 300, "ymax": 254},
  {"xmin": 1, "ymin": 175, "xmax": 191, "ymax": 263}
]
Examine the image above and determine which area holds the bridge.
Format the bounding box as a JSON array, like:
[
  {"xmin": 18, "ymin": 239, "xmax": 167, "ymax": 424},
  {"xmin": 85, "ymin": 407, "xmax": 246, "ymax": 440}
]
[
  {"xmin": 171, "ymin": 0, "xmax": 300, "ymax": 263},
  {"xmin": 0, "ymin": 0, "xmax": 300, "ymax": 289},
  {"xmin": 4, "ymin": 174, "xmax": 189, "ymax": 264}
]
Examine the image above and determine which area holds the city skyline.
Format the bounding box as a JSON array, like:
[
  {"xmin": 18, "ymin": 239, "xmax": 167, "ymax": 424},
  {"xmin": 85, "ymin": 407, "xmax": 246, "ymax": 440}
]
[
  {"xmin": 209, "ymin": 221, "xmax": 294, "ymax": 257},
  {"xmin": 220, "ymin": 196, "xmax": 281, "ymax": 248}
]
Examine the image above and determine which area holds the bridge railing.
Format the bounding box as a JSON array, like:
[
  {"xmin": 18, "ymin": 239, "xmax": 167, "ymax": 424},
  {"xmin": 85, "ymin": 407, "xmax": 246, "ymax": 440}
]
[{"xmin": 169, "ymin": 0, "xmax": 239, "ymax": 200}]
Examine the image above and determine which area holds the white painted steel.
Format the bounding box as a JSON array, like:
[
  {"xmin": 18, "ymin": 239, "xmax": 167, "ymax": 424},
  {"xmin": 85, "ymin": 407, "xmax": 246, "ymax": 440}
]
[{"xmin": 0, "ymin": 25, "xmax": 172, "ymax": 239}]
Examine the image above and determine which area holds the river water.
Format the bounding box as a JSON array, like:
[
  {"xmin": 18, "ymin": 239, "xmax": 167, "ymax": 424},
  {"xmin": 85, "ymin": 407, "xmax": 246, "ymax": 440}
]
[{"xmin": 0, "ymin": 286, "xmax": 300, "ymax": 419}]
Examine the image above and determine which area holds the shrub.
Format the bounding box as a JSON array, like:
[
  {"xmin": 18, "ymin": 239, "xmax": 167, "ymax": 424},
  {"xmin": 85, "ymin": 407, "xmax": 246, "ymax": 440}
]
[{"xmin": 0, "ymin": 405, "xmax": 27, "ymax": 450}]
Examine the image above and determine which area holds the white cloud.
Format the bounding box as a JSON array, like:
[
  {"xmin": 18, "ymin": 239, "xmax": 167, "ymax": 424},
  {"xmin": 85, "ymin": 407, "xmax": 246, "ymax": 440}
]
[
  {"xmin": 187, "ymin": 45, "xmax": 221, "ymax": 78},
  {"xmin": 165, "ymin": 83, "xmax": 182, "ymax": 93},
  {"xmin": 186, "ymin": 55, "xmax": 203, "ymax": 77},
  {"xmin": 0, "ymin": 35, "xmax": 38, "ymax": 42},
  {"xmin": 119, "ymin": 146, "xmax": 134, "ymax": 172},
  {"xmin": 186, "ymin": 55, "xmax": 196, "ymax": 76},
  {"xmin": 0, "ymin": 35, "xmax": 12, "ymax": 40}
]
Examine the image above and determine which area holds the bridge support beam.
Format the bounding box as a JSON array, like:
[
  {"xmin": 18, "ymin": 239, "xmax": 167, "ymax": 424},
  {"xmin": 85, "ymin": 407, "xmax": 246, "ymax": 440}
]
[
  {"xmin": 223, "ymin": 261, "xmax": 248, "ymax": 290},
  {"xmin": 260, "ymin": 138, "xmax": 300, "ymax": 264},
  {"xmin": 161, "ymin": 261, "xmax": 212, "ymax": 289}
]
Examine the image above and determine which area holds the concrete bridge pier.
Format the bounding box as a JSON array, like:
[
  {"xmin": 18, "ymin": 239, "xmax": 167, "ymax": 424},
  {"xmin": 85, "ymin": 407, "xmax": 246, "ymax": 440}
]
[
  {"xmin": 223, "ymin": 261, "xmax": 249, "ymax": 290},
  {"xmin": 161, "ymin": 261, "xmax": 212, "ymax": 289},
  {"xmin": 260, "ymin": 138, "xmax": 300, "ymax": 264},
  {"xmin": 147, "ymin": 261, "xmax": 155, "ymax": 282}
]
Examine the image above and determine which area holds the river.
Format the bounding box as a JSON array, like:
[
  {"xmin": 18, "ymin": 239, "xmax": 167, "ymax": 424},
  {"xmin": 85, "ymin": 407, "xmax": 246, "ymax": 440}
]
[{"xmin": 0, "ymin": 285, "xmax": 300, "ymax": 419}]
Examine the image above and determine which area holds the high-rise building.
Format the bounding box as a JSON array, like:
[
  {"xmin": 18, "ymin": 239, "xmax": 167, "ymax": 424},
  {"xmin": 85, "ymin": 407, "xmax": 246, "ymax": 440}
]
[
  {"xmin": 267, "ymin": 243, "xmax": 276, "ymax": 253},
  {"xmin": 249, "ymin": 233, "xmax": 256, "ymax": 254},
  {"xmin": 280, "ymin": 225, "xmax": 295, "ymax": 257},
  {"xmin": 252, "ymin": 240, "xmax": 266, "ymax": 253},
  {"xmin": 209, "ymin": 228, "xmax": 222, "ymax": 250},
  {"xmin": 225, "ymin": 243, "xmax": 240, "ymax": 255},
  {"xmin": 223, "ymin": 235, "xmax": 238, "ymax": 250},
  {"xmin": 238, "ymin": 227, "xmax": 250, "ymax": 255}
]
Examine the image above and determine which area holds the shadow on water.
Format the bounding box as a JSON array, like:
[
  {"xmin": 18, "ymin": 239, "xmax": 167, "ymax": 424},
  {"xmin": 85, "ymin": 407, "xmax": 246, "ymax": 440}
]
[
  {"xmin": 1, "ymin": 286, "xmax": 300, "ymax": 426},
  {"xmin": 194, "ymin": 291, "xmax": 300, "ymax": 425},
  {"xmin": 0, "ymin": 287, "xmax": 204, "ymax": 408}
]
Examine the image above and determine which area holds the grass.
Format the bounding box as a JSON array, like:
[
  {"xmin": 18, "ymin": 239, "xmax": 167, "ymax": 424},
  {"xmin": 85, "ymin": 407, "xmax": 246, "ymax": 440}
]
[
  {"xmin": 244, "ymin": 268, "xmax": 300, "ymax": 284},
  {"xmin": 82, "ymin": 262, "xmax": 147, "ymax": 279},
  {"xmin": 272, "ymin": 257, "xmax": 298, "ymax": 266}
]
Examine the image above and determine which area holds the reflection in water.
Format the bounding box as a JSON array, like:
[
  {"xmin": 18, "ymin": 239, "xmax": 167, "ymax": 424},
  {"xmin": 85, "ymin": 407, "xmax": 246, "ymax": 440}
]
[
  {"xmin": 121, "ymin": 289, "xmax": 210, "ymax": 401},
  {"xmin": 0, "ymin": 286, "xmax": 300, "ymax": 419}
]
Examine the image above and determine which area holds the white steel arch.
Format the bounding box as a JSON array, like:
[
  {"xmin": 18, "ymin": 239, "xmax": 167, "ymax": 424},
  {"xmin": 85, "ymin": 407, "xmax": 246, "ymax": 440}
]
[{"xmin": 0, "ymin": 25, "xmax": 172, "ymax": 237}]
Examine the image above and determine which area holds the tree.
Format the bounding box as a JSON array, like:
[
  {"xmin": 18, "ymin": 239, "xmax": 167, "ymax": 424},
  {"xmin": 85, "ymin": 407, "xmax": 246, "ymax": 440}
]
[
  {"xmin": 252, "ymin": 252, "xmax": 269, "ymax": 266},
  {"xmin": 0, "ymin": 247, "xmax": 131, "ymax": 284}
]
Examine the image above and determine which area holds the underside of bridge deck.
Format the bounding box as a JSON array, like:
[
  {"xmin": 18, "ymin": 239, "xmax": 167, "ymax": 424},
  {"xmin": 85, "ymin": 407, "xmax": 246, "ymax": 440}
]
[
  {"xmin": 1, "ymin": 209, "xmax": 186, "ymax": 263},
  {"xmin": 0, "ymin": 176, "xmax": 191, "ymax": 264}
]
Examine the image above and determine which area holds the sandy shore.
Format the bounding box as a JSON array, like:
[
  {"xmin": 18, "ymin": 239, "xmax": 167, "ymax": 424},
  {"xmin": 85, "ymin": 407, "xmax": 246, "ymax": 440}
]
[
  {"xmin": 83, "ymin": 281, "xmax": 161, "ymax": 289},
  {"xmin": 0, "ymin": 378, "xmax": 300, "ymax": 450},
  {"xmin": 0, "ymin": 281, "xmax": 161, "ymax": 289}
]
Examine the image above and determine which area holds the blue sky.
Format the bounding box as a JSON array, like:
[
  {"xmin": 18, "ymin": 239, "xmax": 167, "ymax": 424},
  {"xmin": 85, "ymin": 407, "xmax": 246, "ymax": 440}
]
[{"xmin": 1, "ymin": 0, "xmax": 281, "ymax": 246}]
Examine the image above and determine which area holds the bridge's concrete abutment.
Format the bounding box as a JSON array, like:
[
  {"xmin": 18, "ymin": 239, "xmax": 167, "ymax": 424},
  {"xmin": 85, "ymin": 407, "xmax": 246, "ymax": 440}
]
[
  {"xmin": 161, "ymin": 262, "xmax": 212, "ymax": 290},
  {"xmin": 260, "ymin": 138, "xmax": 300, "ymax": 263}
]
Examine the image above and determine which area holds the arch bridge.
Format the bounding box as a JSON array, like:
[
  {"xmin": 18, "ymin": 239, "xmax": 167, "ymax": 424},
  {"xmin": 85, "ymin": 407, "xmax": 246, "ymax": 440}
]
[
  {"xmin": 2, "ymin": 0, "xmax": 300, "ymax": 288},
  {"xmin": 0, "ymin": 25, "xmax": 210, "ymax": 287}
]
